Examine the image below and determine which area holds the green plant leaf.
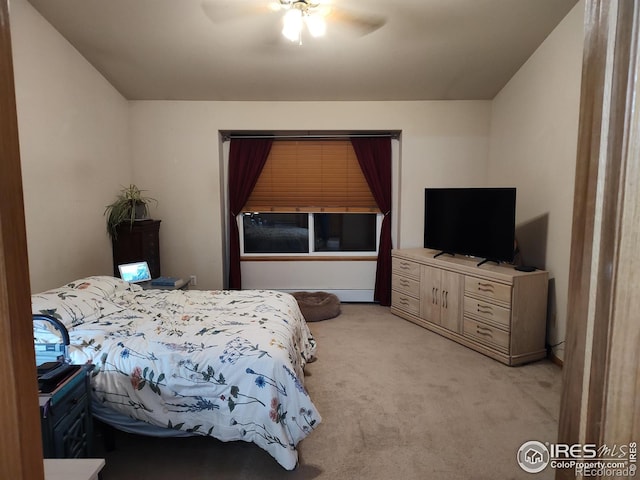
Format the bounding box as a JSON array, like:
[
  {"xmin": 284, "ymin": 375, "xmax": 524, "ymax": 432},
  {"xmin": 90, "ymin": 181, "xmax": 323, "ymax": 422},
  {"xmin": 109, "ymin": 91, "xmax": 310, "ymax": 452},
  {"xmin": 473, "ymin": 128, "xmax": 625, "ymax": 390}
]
[{"xmin": 104, "ymin": 184, "xmax": 158, "ymax": 239}]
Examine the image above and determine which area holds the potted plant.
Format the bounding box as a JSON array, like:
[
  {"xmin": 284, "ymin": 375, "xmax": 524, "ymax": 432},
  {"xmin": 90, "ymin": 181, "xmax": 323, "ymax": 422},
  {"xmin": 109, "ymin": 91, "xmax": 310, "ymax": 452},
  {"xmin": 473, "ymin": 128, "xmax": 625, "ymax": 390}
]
[{"xmin": 104, "ymin": 184, "xmax": 157, "ymax": 239}]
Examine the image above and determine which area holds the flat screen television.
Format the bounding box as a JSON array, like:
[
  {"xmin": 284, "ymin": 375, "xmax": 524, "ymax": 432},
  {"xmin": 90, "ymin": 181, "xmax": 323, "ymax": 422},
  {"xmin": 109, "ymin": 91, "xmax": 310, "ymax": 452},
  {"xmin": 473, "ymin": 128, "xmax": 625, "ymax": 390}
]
[{"xmin": 424, "ymin": 187, "xmax": 516, "ymax": 265}]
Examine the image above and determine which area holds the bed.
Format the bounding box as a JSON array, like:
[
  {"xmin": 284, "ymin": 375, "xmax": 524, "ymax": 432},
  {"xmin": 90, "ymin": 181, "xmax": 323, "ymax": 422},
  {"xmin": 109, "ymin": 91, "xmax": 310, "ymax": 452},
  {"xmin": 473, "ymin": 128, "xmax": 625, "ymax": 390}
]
[{"xmin": 31, "ymin": 276, "xmax": 321, "ymax": 470}]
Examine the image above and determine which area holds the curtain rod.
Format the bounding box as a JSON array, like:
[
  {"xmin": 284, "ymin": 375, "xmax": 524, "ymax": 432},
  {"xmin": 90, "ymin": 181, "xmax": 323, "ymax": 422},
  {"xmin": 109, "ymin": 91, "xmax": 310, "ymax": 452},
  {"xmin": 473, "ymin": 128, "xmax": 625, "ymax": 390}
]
[{"xmin": 221, "ymin": 132, "xmax": 400, "ymax": 142}]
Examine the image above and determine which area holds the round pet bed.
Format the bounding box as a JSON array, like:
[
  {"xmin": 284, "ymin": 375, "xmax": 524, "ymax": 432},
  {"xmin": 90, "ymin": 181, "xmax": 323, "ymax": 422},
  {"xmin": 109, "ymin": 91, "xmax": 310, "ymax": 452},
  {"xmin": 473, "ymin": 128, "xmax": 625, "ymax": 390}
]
[{"xmin": 292, "ymin": 291, "xmax": 341, "ymax": 322}]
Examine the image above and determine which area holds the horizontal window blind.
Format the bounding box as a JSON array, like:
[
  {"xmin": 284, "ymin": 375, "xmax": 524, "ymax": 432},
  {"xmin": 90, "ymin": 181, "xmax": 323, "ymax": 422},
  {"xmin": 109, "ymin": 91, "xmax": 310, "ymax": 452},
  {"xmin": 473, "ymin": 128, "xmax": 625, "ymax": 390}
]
[{"xmin": 244, "ymin": 140, "xmax": 379, "ymax": 212}]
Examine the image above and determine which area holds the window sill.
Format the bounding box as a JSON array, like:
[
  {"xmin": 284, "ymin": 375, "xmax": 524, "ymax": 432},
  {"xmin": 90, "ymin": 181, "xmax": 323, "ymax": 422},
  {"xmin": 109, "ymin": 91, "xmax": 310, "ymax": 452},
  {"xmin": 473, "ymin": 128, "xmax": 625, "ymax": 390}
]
[{"xmin": 240, "ymin": 256, "xmax": 377, "ymax": 262}]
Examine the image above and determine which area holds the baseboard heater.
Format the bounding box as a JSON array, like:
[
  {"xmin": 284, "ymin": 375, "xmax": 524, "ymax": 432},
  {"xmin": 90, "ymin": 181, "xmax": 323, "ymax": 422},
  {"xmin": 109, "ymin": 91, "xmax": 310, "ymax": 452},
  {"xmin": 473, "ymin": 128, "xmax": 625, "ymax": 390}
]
[{"xmin": 280, "ymin": 289, "xmax": 374, "ymax": 303}]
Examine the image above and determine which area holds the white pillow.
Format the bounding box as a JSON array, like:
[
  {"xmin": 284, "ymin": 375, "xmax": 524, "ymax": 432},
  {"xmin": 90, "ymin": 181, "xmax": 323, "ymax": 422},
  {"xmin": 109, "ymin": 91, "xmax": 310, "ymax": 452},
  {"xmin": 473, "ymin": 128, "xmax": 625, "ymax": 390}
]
[
  {"xmin": 64, "ymin": 275, "xmax": 140, "ymax": 298},
  {"xmin": 32, "ymin": 288, "xmax": 123, "ymax": 328}
]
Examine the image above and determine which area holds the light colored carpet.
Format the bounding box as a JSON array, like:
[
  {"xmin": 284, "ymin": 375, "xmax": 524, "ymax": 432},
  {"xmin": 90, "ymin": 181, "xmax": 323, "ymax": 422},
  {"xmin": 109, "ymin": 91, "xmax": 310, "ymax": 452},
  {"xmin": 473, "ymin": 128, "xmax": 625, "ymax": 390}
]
[{"xmin": 95, "ymin": 303, "xmax": 562, "ymax": 479}]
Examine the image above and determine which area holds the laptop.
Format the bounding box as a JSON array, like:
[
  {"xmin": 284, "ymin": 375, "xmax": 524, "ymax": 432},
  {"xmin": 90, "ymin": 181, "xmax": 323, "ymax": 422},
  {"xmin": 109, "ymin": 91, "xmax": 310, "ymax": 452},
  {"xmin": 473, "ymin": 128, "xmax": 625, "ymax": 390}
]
[{"xmin": 118, "ymin": 261, "xmax": 152, "ymax": 284}]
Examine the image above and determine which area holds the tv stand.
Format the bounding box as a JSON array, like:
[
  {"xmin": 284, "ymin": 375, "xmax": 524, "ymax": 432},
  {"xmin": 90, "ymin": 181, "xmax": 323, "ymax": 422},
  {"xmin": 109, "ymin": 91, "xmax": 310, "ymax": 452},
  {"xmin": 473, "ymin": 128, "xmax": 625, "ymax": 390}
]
[
  {"xmin": 391, "ymin": 248, "xmax": 548, "ymax": 366},
  {"xmin": 433, "ymin": 251, "xmax": 455, "ymax": 259},
  {"xmin": 476, "ymin": 258, "xmax": 500, "ymax": 267}
]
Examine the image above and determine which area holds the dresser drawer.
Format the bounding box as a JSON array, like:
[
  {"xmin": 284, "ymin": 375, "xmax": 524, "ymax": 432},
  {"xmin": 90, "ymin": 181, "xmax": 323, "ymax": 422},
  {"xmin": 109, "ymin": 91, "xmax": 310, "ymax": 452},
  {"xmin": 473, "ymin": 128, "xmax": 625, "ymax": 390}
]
[
  {"xmin": 392, "ymin": 257, "xmax": 420, "ymax": 279},
  {"xmin": 465, "ymin": 277, "xmax": 511, "ymax": 303},
  {"xmin": 392, "ymin": 273, "xmax": 420, "ymax": 297},
  {"xmin": 392, "ymin": 289, "xmax": 421, "ymax": 316},
  {"xmin": 463, "ymin": 296, "xmax": 511, "ymax": 329},
  {"xmin": 51, "ymin": 395, "xmax": 90, "ymax": 458},
  {"xmin": 48, "ymin": 376, "xmax": 87, "ymax": 427},
  {"xmin": 463, "ymin": 317, "xmax": 509, "ymax": 352}
]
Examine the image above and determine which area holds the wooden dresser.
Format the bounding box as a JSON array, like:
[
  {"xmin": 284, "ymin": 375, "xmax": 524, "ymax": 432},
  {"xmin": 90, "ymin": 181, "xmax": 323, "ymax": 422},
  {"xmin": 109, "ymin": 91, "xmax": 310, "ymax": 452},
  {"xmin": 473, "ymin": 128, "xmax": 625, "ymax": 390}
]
[
  {"xmin": 111, "ymin": 219, "xmax": 161, "ymax": 279},
  {"xmin": 391, "ymin": 248, "xmax": 549, "ymax": 366}
]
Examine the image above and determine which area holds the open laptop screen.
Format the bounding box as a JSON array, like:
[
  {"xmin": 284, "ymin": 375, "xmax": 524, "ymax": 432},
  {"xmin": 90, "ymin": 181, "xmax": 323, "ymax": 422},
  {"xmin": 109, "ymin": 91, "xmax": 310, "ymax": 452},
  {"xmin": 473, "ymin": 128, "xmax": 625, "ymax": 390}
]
[{"xmin": 118, "ymin": 261, "xmax": 152, "ymax": 283}]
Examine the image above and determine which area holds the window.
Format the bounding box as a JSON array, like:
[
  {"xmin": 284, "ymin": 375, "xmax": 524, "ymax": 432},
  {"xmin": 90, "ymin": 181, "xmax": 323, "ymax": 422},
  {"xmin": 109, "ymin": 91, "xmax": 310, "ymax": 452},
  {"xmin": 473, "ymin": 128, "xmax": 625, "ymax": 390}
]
[
  {"xmin": 240, "ymin": 212, "xmax": 381, "ymax": 256},
  {"xmin": 242, "ymin": 213, "xmax": 309, "ymax": 254},
  {"xmin": 314, "ymin": 213, "xmax": 377, "ymax": 252},
  {"xmin": 240, "ymin": 139, "xmax": 380, "ymax": 257}
]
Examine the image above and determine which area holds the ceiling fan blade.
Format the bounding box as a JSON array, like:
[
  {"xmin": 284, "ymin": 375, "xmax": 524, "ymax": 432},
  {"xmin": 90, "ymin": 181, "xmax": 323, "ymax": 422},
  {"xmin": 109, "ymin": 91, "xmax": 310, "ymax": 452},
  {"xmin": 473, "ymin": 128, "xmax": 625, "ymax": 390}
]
[{"xmin": 325, "ymin": 6, "xmax": 387, "ymax": 36}]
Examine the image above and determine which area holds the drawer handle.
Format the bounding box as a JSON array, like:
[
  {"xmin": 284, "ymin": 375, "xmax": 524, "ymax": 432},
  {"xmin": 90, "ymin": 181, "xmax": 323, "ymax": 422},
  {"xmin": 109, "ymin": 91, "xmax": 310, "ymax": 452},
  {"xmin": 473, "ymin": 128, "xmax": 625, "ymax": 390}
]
[
  {"xmin": 477, "ymin": 304, "xmax": 493, "ymax": 315},
  {"xmin": 432, "ymin": 287, "xmax": 439, "ymax": 305},
  {"xmin": 399, "ymin": 262, "xmax": 412, "ymax": 270},
  {"xmin": 399, "ymin": 279, "xmax": 410, "ymax": 287},
  {"xmin": 399, "ymin": 297, "xmax": 410, "ymax": 306},
  {"xmin": 477, "ymin": 283, "xmax": 495, "ymax": 293},
  {"xmin": 442, "ymin": 290, "xmax": 448, "ymax": 309},
  {"xmin": 475, "ymin": 325, "xmax": 494, "ymax": 338}
]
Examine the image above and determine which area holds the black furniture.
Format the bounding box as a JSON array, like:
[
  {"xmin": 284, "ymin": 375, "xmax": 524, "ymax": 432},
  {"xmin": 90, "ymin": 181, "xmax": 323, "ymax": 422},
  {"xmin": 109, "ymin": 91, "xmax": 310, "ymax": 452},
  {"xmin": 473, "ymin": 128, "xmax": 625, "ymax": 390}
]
[
  {"xmin": 39, "ymin": 365, "xmax": 93, "ymax": 458},
  {"xmin": 111, "ymin": 219, "xmax": 161, "ymax": 279}
]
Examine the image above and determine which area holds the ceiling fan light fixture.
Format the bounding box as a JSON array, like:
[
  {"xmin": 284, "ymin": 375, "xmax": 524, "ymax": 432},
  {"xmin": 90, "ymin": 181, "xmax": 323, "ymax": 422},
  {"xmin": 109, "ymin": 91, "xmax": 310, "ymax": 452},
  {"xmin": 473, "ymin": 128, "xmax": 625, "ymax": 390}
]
[
  {"xmin": 282, "ymin": 8, "xmax": 303, "ymax": 42},
  {"xmin": 305, "ymin": 13, "xmax": 326, "ymax": 37}
]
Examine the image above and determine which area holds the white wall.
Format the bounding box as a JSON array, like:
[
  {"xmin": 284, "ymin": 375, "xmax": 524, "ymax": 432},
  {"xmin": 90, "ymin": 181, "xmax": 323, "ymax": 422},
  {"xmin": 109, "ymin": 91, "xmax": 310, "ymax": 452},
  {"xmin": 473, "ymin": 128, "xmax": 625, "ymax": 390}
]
[
  {"xmin": 10, "ymin": 0, "xmax": 584, "ymax": 361},
  {"xmin": 10, "ymin": 0, "xmax": 492, "ymax": 295},
  {"xmin": 10, "ymin": 0, "xmax": 131, "ymax": 293},
  {"xmin": 129, "ymin": 100, "xmax": 491, "ymax": 291},
  {"xmin": 488, "ymin": 1, "xmax": 584, "ymax": 361}
]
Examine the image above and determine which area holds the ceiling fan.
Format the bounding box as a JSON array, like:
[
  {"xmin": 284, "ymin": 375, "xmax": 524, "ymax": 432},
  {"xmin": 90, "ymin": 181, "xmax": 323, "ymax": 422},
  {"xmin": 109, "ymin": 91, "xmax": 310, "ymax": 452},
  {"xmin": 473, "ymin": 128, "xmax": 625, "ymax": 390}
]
[
  {"xmin": 279, "ymin": 1, "xmax": 329, "ymax": 43},
  {"xmin": 201, "ymin": 0, "xmax": 386, "ymax": 44}
]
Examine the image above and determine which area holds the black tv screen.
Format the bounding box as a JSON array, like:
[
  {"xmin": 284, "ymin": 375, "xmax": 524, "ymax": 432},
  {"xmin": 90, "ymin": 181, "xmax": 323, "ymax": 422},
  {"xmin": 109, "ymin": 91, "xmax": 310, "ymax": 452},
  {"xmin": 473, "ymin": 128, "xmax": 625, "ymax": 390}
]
[{"xmin": 424, "ymin": 188, "xmax": 516, "ymax": 263}]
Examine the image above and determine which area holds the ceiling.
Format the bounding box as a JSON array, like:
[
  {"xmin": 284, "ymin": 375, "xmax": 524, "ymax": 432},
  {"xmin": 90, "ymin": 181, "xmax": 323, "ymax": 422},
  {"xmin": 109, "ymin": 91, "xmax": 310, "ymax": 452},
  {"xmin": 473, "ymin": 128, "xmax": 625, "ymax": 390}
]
[{"xmin": 25, "ymin": 0, "xmax": 578, "ymax": 102}]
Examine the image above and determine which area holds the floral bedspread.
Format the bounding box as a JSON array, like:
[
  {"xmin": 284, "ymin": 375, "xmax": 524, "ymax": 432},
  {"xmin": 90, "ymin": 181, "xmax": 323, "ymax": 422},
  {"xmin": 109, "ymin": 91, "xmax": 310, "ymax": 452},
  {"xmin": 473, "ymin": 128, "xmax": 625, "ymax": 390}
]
[{"xmin": 33, "ymin": 278, "xmax": 320, "ymax": 470}]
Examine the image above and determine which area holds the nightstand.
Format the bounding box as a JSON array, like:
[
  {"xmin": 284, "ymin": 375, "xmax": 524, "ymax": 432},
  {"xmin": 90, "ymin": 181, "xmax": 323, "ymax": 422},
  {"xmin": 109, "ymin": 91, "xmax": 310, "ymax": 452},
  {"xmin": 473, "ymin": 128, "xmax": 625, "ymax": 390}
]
[{"xmin": 39, "ymin": 365, "xmax": 93, "ymax": 458}]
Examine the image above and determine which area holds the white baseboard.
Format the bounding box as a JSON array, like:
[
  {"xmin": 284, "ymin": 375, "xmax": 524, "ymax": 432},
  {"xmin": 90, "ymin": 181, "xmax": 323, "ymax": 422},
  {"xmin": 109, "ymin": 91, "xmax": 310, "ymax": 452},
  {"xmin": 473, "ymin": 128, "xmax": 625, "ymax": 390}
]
[{"xmin": 280, "ymin": 289, "xmax": 374, "ymax": 303}]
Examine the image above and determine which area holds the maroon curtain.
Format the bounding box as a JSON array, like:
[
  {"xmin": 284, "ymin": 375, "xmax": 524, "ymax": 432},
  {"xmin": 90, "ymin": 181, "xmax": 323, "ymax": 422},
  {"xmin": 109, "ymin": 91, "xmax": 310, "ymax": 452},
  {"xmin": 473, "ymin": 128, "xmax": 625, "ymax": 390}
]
[
  {"xmin": 228, "ymin": 138, "xmax": 273, "ymax": 289},
  {"xmin": 350, "ymin": 137, "xmax": 392, "ymax": 306}
]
